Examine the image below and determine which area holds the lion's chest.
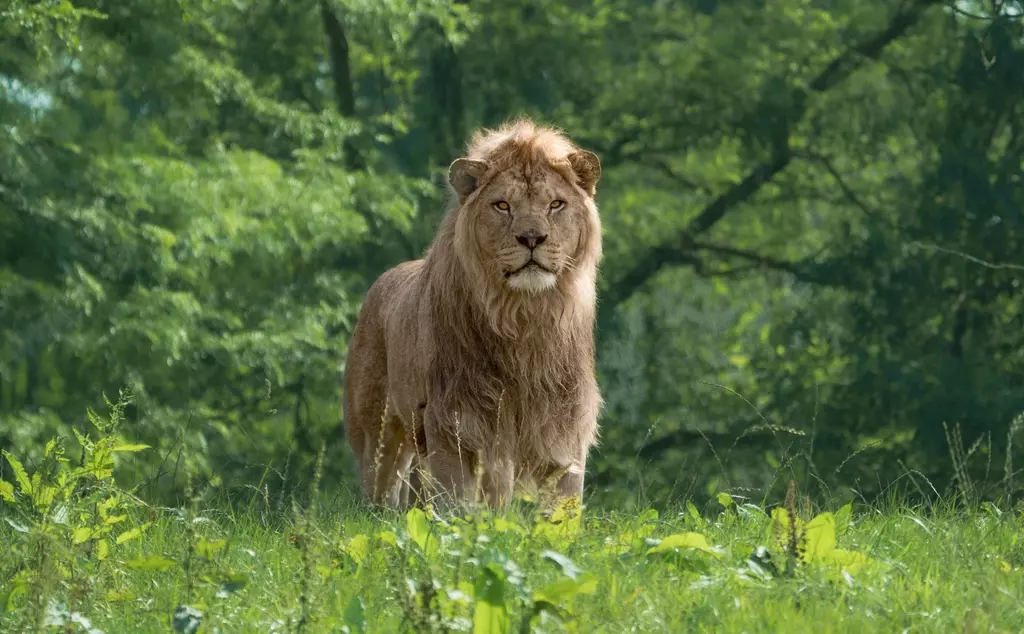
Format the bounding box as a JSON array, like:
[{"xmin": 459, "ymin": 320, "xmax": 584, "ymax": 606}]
[{"xmin": 432, "ymin": 345, "xmax": 582, "ymax": 455}]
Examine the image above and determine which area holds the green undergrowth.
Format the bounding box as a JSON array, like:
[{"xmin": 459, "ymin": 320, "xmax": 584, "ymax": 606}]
[{"xmin": 2, "ymin": 402, "xmax": 1024, "ymax": 632}]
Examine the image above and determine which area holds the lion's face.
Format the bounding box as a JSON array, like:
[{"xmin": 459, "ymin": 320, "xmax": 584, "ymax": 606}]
[
  {"xmin": 475, "ymin": 167, "xmax": 588, "ymax": 293},
  {"xmin": 450, "ymin": 150, "xmax": 601, "ymax": 295}
]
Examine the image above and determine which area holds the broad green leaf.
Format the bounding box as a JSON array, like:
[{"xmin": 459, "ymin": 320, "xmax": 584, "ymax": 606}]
[
  {"xmin": 343, "ymin": 596, "xmax": 366, "ymax": 634},
  {"xmin": 4, "ymin": 518, "xmax": 29, "ymax": 533},
  {"xmin": 30, "ymin": 478, "xmax": 56, "ymax": 510},
  {"xmin": 111, "ymin": 444, "xmax": 151, "ymax": 453},
  {"xmin": 473, "ymin": 565, "xmax": 510, "ymax": 634},
  {"xmin": 97, "ymin": 540, "xmax": 109, "ymax": 561},
  {"xmin": 0, "ymin": 480, "xmax": 14, "ymax": 503},
  {"xmin": 51, "ymin": 502, "xmax": 70, "ymax": 525},
  {"xmin": 406, "ymin": 508, "xmax": 431, "ymax": 552},
  {"xmin": 104, "ymin": 514, "xmax": 127, "ymax": 526},
  {"xmin": 647, "ymin": 532, "xmax": 721, "ymax": 557},
  {"xmin": 803, "ymin": 512, "xmax": 837, "ymax": 561},
  {"xmin": 2, "ymin": 451, "xmax": 31, "ymax": 496},
  {"xmin": 493, "ymin": 517, "xmax": 526, "ymax": 534},
  {"xmin": 637, "ymin": 509, "xmax": 659, "ymax": 523},
  {"xmin": 729, "ymin": 354, "xmax": 749, "ymax": 368},
  {"xmin": 73, "ymin": 527, "xmax": 93, "ymax": 544},
  {"xmin": 125, "ymin": 555, "xmax": 177, "ymax": 572},
  {"xmin": 197, "ymin": 538, "xmax": 227, "ymax": 560},
  {"xmin": 835, "ymin": 503, "xmax": 853, "ymax": 534},
  {"xmin": 717, "ymin": 492, "xmax": 734, "ymax": 508},
  {"xmin": 116, "ymin": 522, "xmax": 152, "ymax": 544},
  {"xmin": 533, "ymin": 496, "xmax": 582, "ymax": 544},
  {"xmin": 533, "ymin": 573, "xmax": 598, "ymax": 605},
  {"xmin": 344, "ymin": 534, "xmax": 367, "ymax": 565},
  {"xmin": 686, "ymin": 501, "xmax": 701, "ymax": 523},
  {"xmin": 822, "ymin": 548, "xmax": 869, "ymax": 574},
  {"xmin": 217, "ymin": 572, "xmax": 248, "ymax": 596},
  {"xmin": 1, "ymin": 583, "xmax": 28, "ymax": 612}
]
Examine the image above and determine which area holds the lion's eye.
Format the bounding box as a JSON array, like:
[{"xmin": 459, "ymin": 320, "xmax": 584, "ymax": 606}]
[
  {"xmin": 549, "ymin": 200, "xmax": 566, "ymax": 212},
  {"xmin": 492, "ymin": 201, "xmax": 511, "ymax": 214}
]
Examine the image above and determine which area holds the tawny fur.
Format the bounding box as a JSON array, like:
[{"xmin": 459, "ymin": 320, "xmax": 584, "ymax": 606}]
[{"xmin": 343, "ymin": 119, "xmax": 603, "ymax": 508}]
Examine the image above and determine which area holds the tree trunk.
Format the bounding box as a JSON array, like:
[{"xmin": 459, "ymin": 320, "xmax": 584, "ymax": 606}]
[{"xmin": 319, "ymin": 0, "xmax": 363, "ymax": 171}]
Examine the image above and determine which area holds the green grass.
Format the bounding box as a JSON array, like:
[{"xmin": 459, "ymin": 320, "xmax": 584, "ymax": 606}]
[
  {"xmin": 3, "ymin": 489, "xmax": 1024, "ymax": 633},
  {"xmin": 2, "ymin": 400, "xmax": 1023, "ymax": 632}
]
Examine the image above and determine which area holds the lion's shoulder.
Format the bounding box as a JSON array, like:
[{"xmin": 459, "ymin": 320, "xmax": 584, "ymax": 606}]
[
  {"xmin": 375, "ymin": 259, "xmax": 424, "ymax": 293},
  {"xmin": 366, "ymin": 259, "xmax": 425, "ymax": 319}
]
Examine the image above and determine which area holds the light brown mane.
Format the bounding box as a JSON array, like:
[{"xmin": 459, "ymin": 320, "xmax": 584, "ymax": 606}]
[{"xmin": 420, "ymin": 119, "xmax": 602, "ymax": 464}]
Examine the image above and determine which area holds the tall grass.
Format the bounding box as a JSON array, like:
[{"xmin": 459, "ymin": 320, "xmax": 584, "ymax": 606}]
[{"xmin": 2, "ymin": 398, "xmax": 1023, "ymax": 632}]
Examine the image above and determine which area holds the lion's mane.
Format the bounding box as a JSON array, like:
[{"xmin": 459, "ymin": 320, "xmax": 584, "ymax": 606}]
[{"xmin": 344, "ymin": 118, "xmax": 603, "ymax": 506}]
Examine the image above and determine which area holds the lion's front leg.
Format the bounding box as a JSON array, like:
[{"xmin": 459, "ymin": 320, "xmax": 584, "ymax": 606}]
[
  {"xmin": 555, "ymin": 458, "xmax": 586, "ymax": 500},
  {"xmin": 533, "ymin": 455, "xmax": 586, "ymax": 501},
  {"xmin": 357, "ymin": 413, "xmax": 417, "ymax": 508},
  {"xmin": 421, "ymin": 405, "xmax": 516, "ymax": 509},
  {"xmin": 421, "ymin": 404, "xmax": 477, "ymax": 507},
  {"xmin": 533, "ymin": 391, "xmax": 598, "ymax": 505},
  {"xmin": 479, "ymin": 454, "xmax": 515, "ymax": 508}
]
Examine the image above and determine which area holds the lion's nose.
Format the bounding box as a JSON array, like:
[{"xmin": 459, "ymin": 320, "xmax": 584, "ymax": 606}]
[{"xmin": 516, "ymin": 231, "xmax": 547, "ymax": 249}]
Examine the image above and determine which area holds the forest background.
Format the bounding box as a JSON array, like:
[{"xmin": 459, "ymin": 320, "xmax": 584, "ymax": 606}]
[{"xmin": 2, "ymin": 0, "xmax": 1023, "ymax": 510}]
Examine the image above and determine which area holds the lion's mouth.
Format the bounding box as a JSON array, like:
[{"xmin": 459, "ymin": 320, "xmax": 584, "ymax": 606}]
[{"xmin": 505, "ymin": 260, "xmax": 553, "ymax": 278}]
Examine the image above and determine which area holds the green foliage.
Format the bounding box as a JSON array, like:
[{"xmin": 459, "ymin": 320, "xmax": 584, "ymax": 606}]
[
  {"xmin": 0, "ymin": 391, "xmax": 150, "ymax": 626},
  {"xmin": 0, "ymin": 0, "xmax": 459, "ymax": 497},
  {"xmin": 769, "ymin": 506, "xmax": 872, "ymax": 577},
  {"xmin": 2, "ymin": 0, "xmax": 1023, "ymax": 513},
  {"xmin": 2, "ymin": 0, "xmax": 1022, "ymax": 618},
  {"xmin": 1, "ymin": 433, "xmax": 1022, "ymax": 631}
]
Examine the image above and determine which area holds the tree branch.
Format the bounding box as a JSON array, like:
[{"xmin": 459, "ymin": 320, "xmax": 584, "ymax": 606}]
[
  {"xmin": 603, "ymin": 0, "xmax": 943, "ymax": 306},
  {"xmin": 692, "ymin": 240, "xmax": 804, "ymax": 274},
  {"xmin": 797, "ymin": 149, "xmax": 878, "ymax": 218},
  {"xmin": 695, "ymin": 264, "xmax": 769, "ymax": 278},
  {"xmin": 600, "ymin": 238, "xmax": 821, "ymax": 306},
  {"xmin": 637, "ymin": 154, "xmax": 714, "ymax": 195}
]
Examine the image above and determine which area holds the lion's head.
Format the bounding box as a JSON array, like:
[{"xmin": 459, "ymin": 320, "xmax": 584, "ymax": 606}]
[{"xmin": 446, "ymin": 120, "xmax": 602, "ymax": 299}]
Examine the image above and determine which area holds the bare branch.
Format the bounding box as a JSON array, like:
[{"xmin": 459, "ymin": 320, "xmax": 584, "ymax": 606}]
[
  {"xmin": 907, "ymin": 241, "xmax": 1024, "ymax": 271},
  {"xmin": 797, "ymin": 149, "xmax": 878, "ymax": 217},
  {"xmin": 637, "ymin": 154, "xmax": 714, "ymax": 196},
  {"xmin": 692, "ymin": 240, "xmax": 804, "ymax": 274},
  {"xmin": 695, "ymin": 264, "xmax": 767, "ymax": 278},
  {"xmin": 603, "ymin": 0, "xmax": 944, "ymax": 306},
  {"xmin": 948, "ymin": 2, "xmax": 1024, "ymax": 19}
]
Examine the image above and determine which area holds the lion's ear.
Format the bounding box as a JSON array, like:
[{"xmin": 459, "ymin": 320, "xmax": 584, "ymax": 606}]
[
  {"xmin": 567, "ymin": 150, "xmax": 601, "ymax": 197},
  {"xmin": 448, "ymin": 158, "xmax": 490, "ymax": 203}
]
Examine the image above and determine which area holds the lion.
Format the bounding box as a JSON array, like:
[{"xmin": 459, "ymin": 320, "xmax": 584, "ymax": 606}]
[{"xmin": 342, "ymin": 118, "xmax": 603, "ymax": 509}]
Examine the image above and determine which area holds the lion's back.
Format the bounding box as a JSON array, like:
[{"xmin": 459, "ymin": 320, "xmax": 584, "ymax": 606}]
[{"xmin": 343, "ymin": 259, "xmax": 426, "ymax": 446}]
